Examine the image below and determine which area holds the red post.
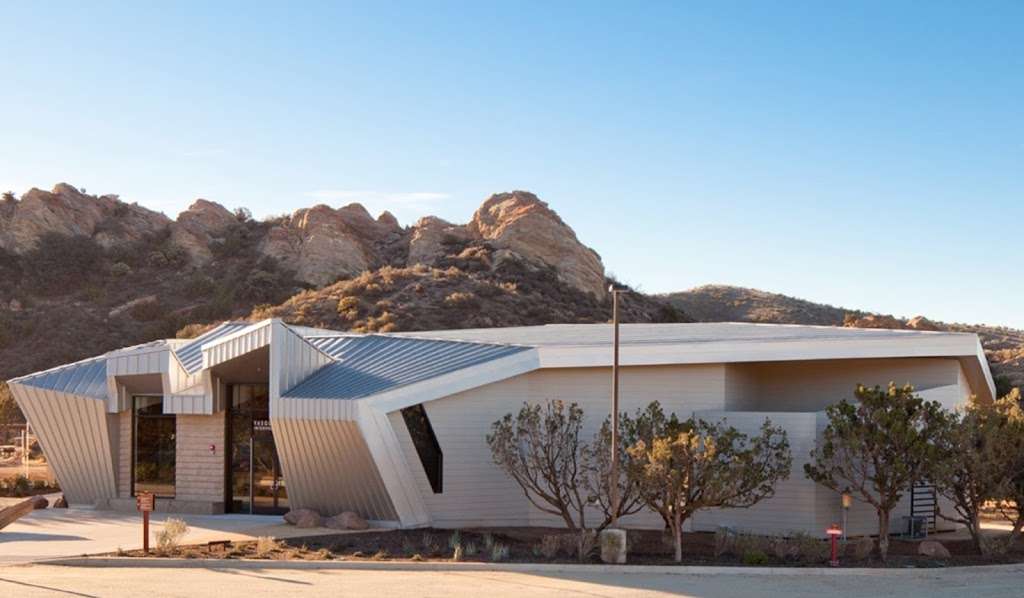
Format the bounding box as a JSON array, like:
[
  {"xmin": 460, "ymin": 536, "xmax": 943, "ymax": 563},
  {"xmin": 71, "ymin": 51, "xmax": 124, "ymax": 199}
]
[
  {"xmin": 137, "ymin": 491, "xmax": 154, "ymax": 555},
  {"xmin": 826, "ymin": 523, "xmax": 842, "ymax": 567},
  {"xmin": 143, "ymin": 510, "xmax": 150, "ymax": 554}
]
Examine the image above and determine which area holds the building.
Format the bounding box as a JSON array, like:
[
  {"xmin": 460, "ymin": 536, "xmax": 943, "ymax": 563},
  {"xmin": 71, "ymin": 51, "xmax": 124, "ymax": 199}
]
[{"xmin": 7, "ymin": 319, "xmax": 994, "ymax": 537}]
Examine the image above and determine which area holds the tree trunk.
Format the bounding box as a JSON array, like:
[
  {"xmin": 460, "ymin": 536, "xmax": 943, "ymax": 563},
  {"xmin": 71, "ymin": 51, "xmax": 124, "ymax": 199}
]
[
  {"xmin": 970, "ymin": 510, "xmax": 986, "ymax": 556},
  {"xmin": 1008, "ymin": 514, "xmax": 1024, "ymax": 549},
  {"xmin": 673, "ymin": 510, "xmax": 683, "ymax": 563},
  {"xmin": 877, "ymin": 509, "xmax": 890, "ymax": 561}
]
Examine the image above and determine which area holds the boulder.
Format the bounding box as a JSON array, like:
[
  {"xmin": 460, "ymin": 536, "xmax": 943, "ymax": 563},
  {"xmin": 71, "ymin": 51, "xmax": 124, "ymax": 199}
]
[
  {"xmin": 324, "ymin": 511, "xmax": 369, "ymax": 531},
  {"xmin": 407, "ymin": 216, "xmax": 470, "ymax": 265},
  {"xmin": 907, "ymin": 316, "xmax": 942, "ymax": 331},
  {"xmin": 918, "ymin": 540, "xmax": 951, "ymax": 559},
  {"xmin": 172, "ymin": 199, "xmax": 237, "ymax": 263},
  {"xmin": 283, "ymin": 508, "xmax": 322, "ymax": 528},
  {"xmin": 468, "ymin": 191, "xmax": 606, "ymax": 298},
  {"xmin": 847, "ymin": 537, "xmax": 874, "ymax": 560},
  {"xmin": 30, "ymin": 496, "xmax": 48, "ymax": 510},
  {"xmin": 53, "ymin": 495, "xmax": 68, "ymax": 508}
]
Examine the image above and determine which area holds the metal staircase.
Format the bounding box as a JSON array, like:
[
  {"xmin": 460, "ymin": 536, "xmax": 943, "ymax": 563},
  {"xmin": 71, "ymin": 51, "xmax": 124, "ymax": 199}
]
[{"xmin": 910, "ymin": 482, "xmax": 937, "ymax": 533}]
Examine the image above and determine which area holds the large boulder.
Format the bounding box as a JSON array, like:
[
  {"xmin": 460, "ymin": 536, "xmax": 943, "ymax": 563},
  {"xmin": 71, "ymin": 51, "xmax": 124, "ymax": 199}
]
[
  {"xmin": 407, "ymin": 216, "xmax": 470, "ymax": 266},
  {"xmin": 283, "ymin": 508, "xmax": 322, "ymax": 528},
  {"xmin": 172, "ymin": 199, "xmax": 237, "ymax": 263},
  {"xmin": 30, "ymin": 496, "xmax": 48, "ymax": 510},
  {"xmin": 907, "ymin": 316, "xmax": 942, "ymax": 331},
  {"xmin": 324, "ymin": 511, "xmax": 369, "ymax": 531},
  {"xmin": 918, "ymin": 540, "xmax": 951, "ymax": 559},
  {"xmin": 53, "ymin": 495, "xmax": 68, "ymax": 508},
  {"xmin": 468, "ymin": 191, "xmax": 606, "ymax": 298}
]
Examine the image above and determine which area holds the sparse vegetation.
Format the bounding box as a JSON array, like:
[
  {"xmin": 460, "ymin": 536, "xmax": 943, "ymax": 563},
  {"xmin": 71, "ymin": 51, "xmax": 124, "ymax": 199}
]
[{"xmin": 155, "ymin": 518, "xmax": 189, "ymax": 554}]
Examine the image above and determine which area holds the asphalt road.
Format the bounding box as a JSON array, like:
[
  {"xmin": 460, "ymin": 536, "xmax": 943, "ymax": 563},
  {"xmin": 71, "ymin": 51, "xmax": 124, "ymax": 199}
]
[{"xmin": 1, "ymin": 564, "xmax": 1022, "ymax": 598}]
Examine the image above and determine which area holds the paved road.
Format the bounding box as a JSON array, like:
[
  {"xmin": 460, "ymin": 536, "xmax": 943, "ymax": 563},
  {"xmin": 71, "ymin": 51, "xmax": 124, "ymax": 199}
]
[{"xmin": 0, "ymin": 563, "xmax": 1022, "ymax": 598}]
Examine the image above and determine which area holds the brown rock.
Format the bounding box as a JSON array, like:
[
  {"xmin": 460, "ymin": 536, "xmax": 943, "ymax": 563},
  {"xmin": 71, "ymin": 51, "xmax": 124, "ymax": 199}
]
[
  {"xmin": 30, "ymin": 495, "xmax": 48, "ymax": 509},
  {"xmin": 918, "ymin": 539, "xmax": 951, "ymax": 559},
  {"xmin": 468, "ymin": 191, "xmax": 606, "ymax": 298},
  {"xmin": 283, "ymin": 508, "xmax": 322, "ymax": 528},
  {"xmin": 907, "ymin": 316, "xmax": 941, "ymax": 331},
  {"xmin": 324, "ymin": 511, "xmax": 369, "ymax": 530},
  {"xmin": 407, "ymin": 216, "xmax": 470, "ymax": 265},
  {"xmin": 172, "ymin": 199, "xmax": 237, "ymax": 263},
  {"xmin": 260, "ymin": 204, "xmax": 380, "ymax": 287},
  {"xmin": 53, "ymin": 495, "xmax": 68, "ymax": 508},
  {"xmin": 843, "ymin": 313, "xmax": 906, "ymax": 330}
]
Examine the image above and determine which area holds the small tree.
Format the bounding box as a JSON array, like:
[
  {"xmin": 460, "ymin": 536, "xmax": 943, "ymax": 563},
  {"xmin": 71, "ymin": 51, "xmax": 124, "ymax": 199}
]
[
  {"xmin": 627, "ymin": 414, "xmax": 791, "ymax": 563},
  {"xmin": 582, "ymin": 408, "xmax": 658, "ymax": 530},
  {"xmin": 929, "ymin": 398, "xmax": 1018, "ymax": 554},
  {"xmin": 487, "ymin": 400, "xmax": 589, "ymax": 536},
  {"xmin": 805, "ymin": 383, "xmax": 948, "ymax": 561},
  {"xmin": 991, "ymin": 388, "xmax": 1024, "ymax": 546}
]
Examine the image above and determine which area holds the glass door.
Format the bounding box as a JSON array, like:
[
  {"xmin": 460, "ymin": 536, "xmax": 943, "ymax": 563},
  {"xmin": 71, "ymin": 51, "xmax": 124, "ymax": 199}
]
[{"xmin": 228, "ymin": 384, "xmax": 287, "ymax": 514}]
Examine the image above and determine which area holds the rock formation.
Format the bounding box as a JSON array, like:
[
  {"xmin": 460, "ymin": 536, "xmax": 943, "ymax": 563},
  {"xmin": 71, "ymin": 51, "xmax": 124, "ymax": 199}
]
[{"xmin": 172, "ymin": 199, "xmax": 237, "ymax": 263}]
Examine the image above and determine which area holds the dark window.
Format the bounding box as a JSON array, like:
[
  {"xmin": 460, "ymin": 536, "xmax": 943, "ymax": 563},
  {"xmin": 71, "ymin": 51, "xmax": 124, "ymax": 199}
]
[
  {"xmin": 401, "ymin": 404, "xmax": 443, "ymax": 493},
  {"xmin": 133, "ymin": 396, "xmax": 176, "ymax": 497}
]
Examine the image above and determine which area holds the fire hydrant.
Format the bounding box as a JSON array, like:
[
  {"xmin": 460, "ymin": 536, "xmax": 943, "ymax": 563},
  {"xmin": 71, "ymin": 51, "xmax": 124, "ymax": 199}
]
[{"xmin": 826, "ymin": 523, "xmax": 843, "ymax": 567}]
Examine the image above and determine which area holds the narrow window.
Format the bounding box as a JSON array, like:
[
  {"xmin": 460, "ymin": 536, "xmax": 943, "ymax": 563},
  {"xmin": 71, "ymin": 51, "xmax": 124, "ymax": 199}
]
[
  {"xmin": 133, "ymin": 396, "xmax": 176, "ymax": 497},
  {"xmin": 401, "ymin": 404, "xmax": 443, "ymax": 493}
]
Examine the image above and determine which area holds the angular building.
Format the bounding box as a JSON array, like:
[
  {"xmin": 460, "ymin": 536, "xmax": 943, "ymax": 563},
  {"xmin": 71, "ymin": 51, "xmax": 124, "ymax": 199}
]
[{"xmin": 7, "ymin": 319, "xmax": 995, "ymax": 536}]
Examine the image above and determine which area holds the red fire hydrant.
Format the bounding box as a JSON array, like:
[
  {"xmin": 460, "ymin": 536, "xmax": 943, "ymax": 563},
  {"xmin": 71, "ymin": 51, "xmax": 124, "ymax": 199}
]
[{"xmin": 826, "ymin": 523, "xmax": 843, "ymax": 567}]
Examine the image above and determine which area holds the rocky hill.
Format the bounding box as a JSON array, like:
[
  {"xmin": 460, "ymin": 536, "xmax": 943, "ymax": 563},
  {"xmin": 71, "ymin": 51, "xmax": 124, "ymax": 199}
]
[
  {"xmin": 0, "ymin": 185, "xmax": 684, "ymax": 386},
  {"xmin": 663, "ymin": 285, "xmax": 1024, "ymax": 395}
]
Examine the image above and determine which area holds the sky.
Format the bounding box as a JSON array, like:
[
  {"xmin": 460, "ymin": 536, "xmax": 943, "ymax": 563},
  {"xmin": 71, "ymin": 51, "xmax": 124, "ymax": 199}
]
[{"xmin": 1, "ymin": 1, "xmax": 1021, "ymax": 327}]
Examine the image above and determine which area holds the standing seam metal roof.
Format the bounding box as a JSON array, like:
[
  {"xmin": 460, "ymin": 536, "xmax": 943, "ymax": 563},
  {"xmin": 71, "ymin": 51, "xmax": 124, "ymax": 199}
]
[
  {"xmin": 283, "ymin": 335, "xmax": 529, "ymax": 400},
  {"xmin": 10, "ymin": 356, "xmax": 108, "ymax": 399},
  {"xmin": 174, "ymin": 321, "xmax": 252, "ymax": 374}
]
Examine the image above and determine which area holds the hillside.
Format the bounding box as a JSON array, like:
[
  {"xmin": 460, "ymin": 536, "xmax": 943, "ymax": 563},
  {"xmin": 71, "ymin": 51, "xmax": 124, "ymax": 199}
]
[{"xmin": 663, "ymin": 285, "xmax": 1024, "ymax": 395}]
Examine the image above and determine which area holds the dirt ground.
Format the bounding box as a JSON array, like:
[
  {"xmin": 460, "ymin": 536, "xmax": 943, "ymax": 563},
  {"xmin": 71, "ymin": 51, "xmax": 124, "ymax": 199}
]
[{"xmin": 114, "ymin": 527, "xmax": 1024, "ymax": 568}]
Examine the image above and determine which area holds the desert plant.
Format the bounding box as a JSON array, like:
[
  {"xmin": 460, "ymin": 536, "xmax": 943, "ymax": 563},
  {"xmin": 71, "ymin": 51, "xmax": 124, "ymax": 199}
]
[
  {"xmin": 156, "ymin": 518, "xmax": 189, "ymax": 554},
  {"xmin": 539, "ymin": 534, "xmax": 561, "ymax": 559},
  {"xmin": 482, "ymin": 533, "xmax": 495, "ymax": 550},
  {"xmin": 452, "ymin": 544, "xmax": 465, "ymax": 561},
  {"xmin": 742, "ymin": 548, "xmax": 769, "ymax": 565},
  {"xmin": 805, "ymin": 383, "xmax": 948, "ymax": 561},
  {"xmin": 255, "ymin": 536, "xmax": 278, "ymax": 558},
  {"xmin": 371, "ymin": 549, "xmax": 389, "ymax": 560},
  {"xmin": 582, "ymin": 408, "xmax": 654, "ymax": 530},
  {"xmin": 990, "ymin": 389, "xmax": 1024, "ymax": 547},
  {"xmin": 447, "ymin": 530, "xmax": 462, "ymax": 550},
  {"xmin": 928, "ymin": 396, "xmax": 1023, "ymax": 555},
  {"xmin": 463, "ymin": 541, "xmax": 479, "ymax": 557},
  {"xmin": 487, "ymin": 400, "xmax": 589, "ymax": 532},
  {"xmin": 627, "ymin": 411, "xmax": 791, "ymax": 563},
  {"xmin": 490, "ymin": 542, "xmax": 510, "ymax": 562}
]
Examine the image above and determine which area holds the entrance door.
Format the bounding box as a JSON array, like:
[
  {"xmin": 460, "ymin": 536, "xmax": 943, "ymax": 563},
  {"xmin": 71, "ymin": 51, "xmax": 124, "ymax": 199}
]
[{"xmin": 228, "ymin": 384, "xmax": 288, "ymax": 514}]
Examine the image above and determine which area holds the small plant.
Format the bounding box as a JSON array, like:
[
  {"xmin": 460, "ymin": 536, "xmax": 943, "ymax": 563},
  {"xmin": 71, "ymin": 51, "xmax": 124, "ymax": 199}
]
[
  {"xmin": 421, "ymin": 532, "xmax": 440, "ymax": 555},
  {"xmin": 350, "ymin": 551, "xmax": 365, "ymax": 558},
  {"xmin": 371, "ymin": 549, "xmax": 389, "ymax": 561},
  {"xmin": 401, "ymin": 536, "xmax": 417, "ymax": 555},
  {"xmin": 714, "ymin": 527, "xmax": 738, "ymax": 557},
  {"xmin": 11, "ymin": 475, "xmax": 30, "ymax": 497},
  {"xmin": 448, "ymin": 530, "xmax": 462, "ymax": 550},
  {"xmin": 452, "ymin": 544, "xmax": 465, "ymax": 562},
  {"xmin": 482, "ymin": 533, "xmax": 495, "ymax": 550},
  {"xmin": 255, "ymin": 536, "xmax": 278, "ymax": 558},
  {"xmin": 411, "ymin": 553, "xmax": 424, "ymax": 561},
  {"xmin": 115, "ymin": 546, "xmax": 126, "ymax": 557},
  {"xmin": 742, "ymin": 548, "xmax": 769, "ymax": 566},
  {"xmin": 490, "ymin": 542, "xmax": 510, "ymax": 562},
  {"xmin": 463, "ymin": 541, "xmax": 479, "ymax": 557},
  {"xmin": 155, "ymin": 518, "xmax": 189, "ymax": 555},
  {"xmin": 540, "ymin": 534, "xmax": 561, "ymax": 559}
]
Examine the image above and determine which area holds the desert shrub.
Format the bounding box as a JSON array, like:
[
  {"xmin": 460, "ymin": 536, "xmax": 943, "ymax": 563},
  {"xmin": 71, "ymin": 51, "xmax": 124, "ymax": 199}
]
[
  {"xmin": 452, "ymin": 544, "xmax": 464, "ymax": 561},
  {"xmin": 255, "ymin": 536, "xmax": 278, "ymax": 558},
  {"xmin": 9, "ymin": 474, "xmax": 31, "ymax": 497},
  {"xmin": 713, "ymin": 527, "xmax": 738, "ymax": 557},
  {"xmin": 24, "ymin": 233, "xmax": 104, "ymax": 295},
  {"xmin": 371, "ymin": 549, "xmax": 389, "ymax": 560},
  {"xmin": 447, "ymin": 531, "xmax": 462, "ymax": 550},
  {"xmin": 175, "ymin": 322, "xmax": 215, "ymax": 340},
  {"xmin": 110, "ymin": 261, "xmax": 132, "ymax": 277},
  {"xmin": 444, "ymin": 291, "xmax": 479, "ymax": 308},
  {"xmin": 129, "ymin": 299, "xmax": 163, "ymax": 321},
  {"xmin": 401, "ymin": 537, "xmax": 417, "ymax": 555},
  {"xmin": 742, "ymin": 548, "xmax": 769, "ymax": 566},
  {"xmin": 490, "ymin": 542, "xmax": 510, "ymax": 562},
  {"xmin": 540, "ymin": 534, "xmax": 561, "ymax": 559},
  {"xmin": 156, "ymin": 518, "xmax": 189, "ymax": 554}
]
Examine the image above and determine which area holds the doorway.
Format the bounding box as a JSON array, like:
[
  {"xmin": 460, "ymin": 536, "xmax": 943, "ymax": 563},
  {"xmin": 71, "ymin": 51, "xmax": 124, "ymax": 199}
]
[{"xmin": 227, "ymin": 384, "xmax": 288, "ymax": 514}]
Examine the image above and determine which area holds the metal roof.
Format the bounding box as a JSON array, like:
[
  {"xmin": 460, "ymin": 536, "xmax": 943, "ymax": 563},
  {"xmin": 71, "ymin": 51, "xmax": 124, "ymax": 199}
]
[
  {"xmin": 284, "ymin": 335, "xmax": 529, "ymax": 400},
  {"xmin": 174, "ymin": 321, "xmax": 252, "ymax": 374},
  {"xmin": 11, "ymin": 356, "xmax": 108, "ymax": 399},
  {"xmin": 391, "ymin": 322, "xmax": 968, "ymax": 348}
]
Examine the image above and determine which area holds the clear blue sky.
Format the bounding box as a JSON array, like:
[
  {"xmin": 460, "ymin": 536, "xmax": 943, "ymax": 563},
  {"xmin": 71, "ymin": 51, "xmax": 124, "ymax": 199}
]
[{"xmin": 1, "ymin": 2, "xmax": 1021, "ymax": 327}]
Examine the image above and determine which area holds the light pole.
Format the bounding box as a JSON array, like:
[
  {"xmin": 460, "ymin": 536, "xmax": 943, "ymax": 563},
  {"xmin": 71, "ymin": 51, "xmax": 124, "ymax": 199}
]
[{"xmin": 608, "ymin": 284, "xmax": 626, "ymax": 528}]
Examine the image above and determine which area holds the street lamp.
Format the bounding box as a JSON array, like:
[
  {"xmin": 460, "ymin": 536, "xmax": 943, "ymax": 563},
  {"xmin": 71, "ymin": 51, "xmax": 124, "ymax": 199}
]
[{"xmin": 608, "ymin": 284, "xmax": 627, "ymax": 528}]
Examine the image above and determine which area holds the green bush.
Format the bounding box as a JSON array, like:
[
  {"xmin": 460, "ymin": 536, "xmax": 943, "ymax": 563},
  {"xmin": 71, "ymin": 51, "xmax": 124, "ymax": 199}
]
[{"xmin": 742, "ymin": 548, "xmax": 769, "ymax": 566}]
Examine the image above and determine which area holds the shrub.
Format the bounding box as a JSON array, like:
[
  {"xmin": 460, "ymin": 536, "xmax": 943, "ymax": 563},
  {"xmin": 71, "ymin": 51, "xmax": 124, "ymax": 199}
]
[
  {"xmin": 156, "ymin": 518, "xmax": 189, "ymax": 554},
  {"xmin": 742, "ymin": 548, "xmax": 769, "ymax": 566},
  {"xmin": 11, "ymin": 474, "xmax": 31, "ymax": 497},
  {"xmin": 452, "ymin": 544, "xmax": 464, "ymax": 561},
  {"xmin": 490, "ymin": 542, "xmax": 510, "ymax": 562},
  {"xmin": 255, "ymin": 536, "xmax": 278, "ymax": 558},
  {"xmin": 447, "ymin": 530, "xmax": 462, "ymax": 550},
  {"xmin": 110, "ymin": 261, "xmax": 132, "ymax": 277},
  {"xmin": 540, "ymin": 534, "xmax": 561, "ymax": 559}
]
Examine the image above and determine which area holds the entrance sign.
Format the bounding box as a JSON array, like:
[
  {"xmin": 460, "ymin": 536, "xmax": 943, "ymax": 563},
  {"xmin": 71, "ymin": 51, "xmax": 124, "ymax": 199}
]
[{"xmin": 136, "ymin": 491, "xmax": 155, "ymax": 553}]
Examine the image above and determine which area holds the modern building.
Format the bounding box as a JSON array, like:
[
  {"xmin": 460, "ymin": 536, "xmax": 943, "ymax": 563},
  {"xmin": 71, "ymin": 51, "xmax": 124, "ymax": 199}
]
[{"xmin": 7, "ymin": 319, "xmax": 994, "ymax": 537}]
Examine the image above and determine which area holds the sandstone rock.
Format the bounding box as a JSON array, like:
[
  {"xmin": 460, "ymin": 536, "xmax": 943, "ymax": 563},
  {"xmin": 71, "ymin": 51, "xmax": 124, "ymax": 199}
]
[
  {"xmin": 918, "ymin": 539, "xmax": 951, "ymax": 559},
  {"xmin": 30, "ymin": 495, "xmax": 48, "ymax": 510},
  {"xmin": 260, "ymin": 204, "xmax": 379, "ymax": 287},
  {"xmin": 468, "ymin": 191, "xmax": 605, "ymax": 298},
  {"xmin": 907, "ymin": 316, "xmax": 941, "ymax": 331},
  {"xmin": 0, "ymin": 184, "xmax": 171, "ymax": 254},
  {"xmin": 53, "ymin": 495, "xmax": 68, "ymax": 508},
  {"xmin": 843, "ymin": 313, "xmax": 906, "ymax": 330},
  {"xmin": 407, "ymin": 216, "xmax": 470, "ymax": 265},
  {"xmin": 172, "ymin": 199, "xmax": 237, "ymax": 263},
  {"xmin": 283, "ymin": 508, "xmax": 322, "ymax": 528},
  {"xmin": 847, "ymin": 537, "xmax": 874, "ymax": 560},
  {"xmin": 325, "ymin": 511, "xmax": 369, "ymax": 530}
]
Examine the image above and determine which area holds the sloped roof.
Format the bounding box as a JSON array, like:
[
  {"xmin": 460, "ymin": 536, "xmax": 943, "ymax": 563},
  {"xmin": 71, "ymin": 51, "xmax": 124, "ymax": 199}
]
[
  {"xmin": 10, "ymin": 356, "xmax": 108, "ymax": 399},
  {"xmin": 174, "ymin": 321, "xmax": 252, "ymax": 374},
  {"xmin": 284, "ymin": 335, "xmax": 529, "ymax": 400}
]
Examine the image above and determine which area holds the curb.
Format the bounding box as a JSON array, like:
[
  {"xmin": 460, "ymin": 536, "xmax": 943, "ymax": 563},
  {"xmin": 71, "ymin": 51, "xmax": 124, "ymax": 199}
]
[{"xmin": 35, "ymin": 557, "xmax": 1024, "ymax": 576}]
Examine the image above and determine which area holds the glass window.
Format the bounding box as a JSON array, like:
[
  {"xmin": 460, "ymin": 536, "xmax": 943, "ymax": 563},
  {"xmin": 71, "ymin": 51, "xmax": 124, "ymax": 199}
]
[
  {"xmin": 133, "ymin": 396, "xmax": 176, "ymax": 497},
  {"xmin": 401, "ymin": 404, "xmax": 443, "ymax": 493}
]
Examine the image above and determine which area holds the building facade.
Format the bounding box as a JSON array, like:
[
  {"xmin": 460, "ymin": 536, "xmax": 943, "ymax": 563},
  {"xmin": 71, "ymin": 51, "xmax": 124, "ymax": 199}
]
[{"xmin": 7, "ymin": 320, "xmax": 995, "ymax": 536}]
